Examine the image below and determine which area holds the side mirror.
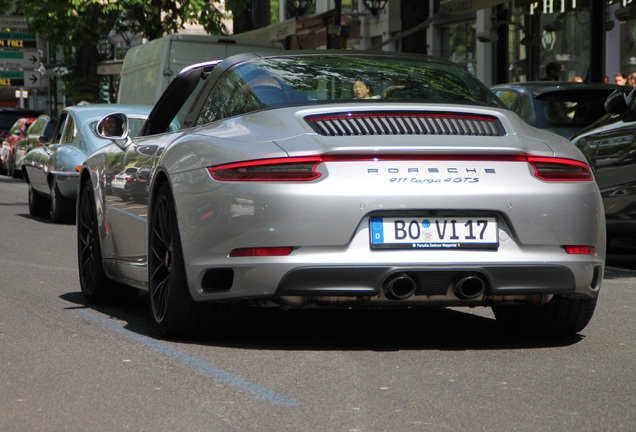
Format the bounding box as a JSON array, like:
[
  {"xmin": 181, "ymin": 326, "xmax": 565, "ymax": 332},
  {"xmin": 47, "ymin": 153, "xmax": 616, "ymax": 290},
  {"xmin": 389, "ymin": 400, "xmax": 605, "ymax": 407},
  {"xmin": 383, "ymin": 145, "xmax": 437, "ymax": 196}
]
[
  {"xmin": 96, "ymin": 113, "xmax": 129, "ymax": 141},
  {"xmin": 604, "ymin": 89, "xmax": 631, "ymax": 115},
  {"xmin": 37, "ymin": 135, "xmax": 50, "ymax": 145}
]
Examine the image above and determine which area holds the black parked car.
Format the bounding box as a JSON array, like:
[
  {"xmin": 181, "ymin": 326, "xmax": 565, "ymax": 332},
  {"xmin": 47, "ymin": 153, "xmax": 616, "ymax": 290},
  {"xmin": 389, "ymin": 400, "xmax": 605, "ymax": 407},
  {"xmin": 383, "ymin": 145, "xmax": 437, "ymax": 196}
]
[
  {"xmin": 491, "ymin": 82, "xmax": 622, "ymax": 139},
  {"xmin": 570, "ymin": 87, "xmax": 636, "ymax": 244},
  {"xmin": 0, "ymin": 108, "xmax": 42, "ymax": 138}
]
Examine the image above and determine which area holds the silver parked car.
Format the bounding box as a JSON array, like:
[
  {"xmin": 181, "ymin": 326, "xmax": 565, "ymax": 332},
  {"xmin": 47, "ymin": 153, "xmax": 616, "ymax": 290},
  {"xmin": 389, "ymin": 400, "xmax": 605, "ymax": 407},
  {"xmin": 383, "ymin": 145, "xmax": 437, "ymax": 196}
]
[
  {"xmin": 22, "ymin": 104, "xmax": 153, "ymax": 223},
  {"xmin": 77, "ymin": 52, "xmax": 605, "ymax": 339}
]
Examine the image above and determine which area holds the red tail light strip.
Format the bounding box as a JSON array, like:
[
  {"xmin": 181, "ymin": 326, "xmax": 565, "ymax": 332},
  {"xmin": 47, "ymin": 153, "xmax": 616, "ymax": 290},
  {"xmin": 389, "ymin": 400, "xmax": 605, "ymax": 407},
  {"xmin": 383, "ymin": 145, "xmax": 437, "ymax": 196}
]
[
  {"xmin": 308, "ymin": 112, "xmax": 500, "ymax": 122},
  {"xmin": 208, "ymin": 154, "xmax": 593, "ymax": 182}
]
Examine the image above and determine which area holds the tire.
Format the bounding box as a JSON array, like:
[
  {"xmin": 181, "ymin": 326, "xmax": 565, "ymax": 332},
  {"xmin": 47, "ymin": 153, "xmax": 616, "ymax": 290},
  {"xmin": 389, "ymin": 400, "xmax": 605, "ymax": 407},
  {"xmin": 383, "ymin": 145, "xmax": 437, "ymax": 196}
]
[
  {"xmin": 492, "ymin": 296, "xmax": 597, "ymax": 337},
  {"xmin": 7, "ymin": 153, "xmax": 14, "ymax": 178},
  {"xmin": 149, "ymin": 183, "xmax": 209, "ymax": 338},
  {"xmin": 77, "ymin": 180, "xmax": 138, "ymax": 304},
  {"xmin": 9, "ymin": 153, "xmax": 21, "ymax": 179},
  {"xmin": 50, "ymin": 180, "xmax": 76, "ymax": 224},
  {"xmin": 28, "ymin": 184, "xmax": 49, "ymax": 217}
]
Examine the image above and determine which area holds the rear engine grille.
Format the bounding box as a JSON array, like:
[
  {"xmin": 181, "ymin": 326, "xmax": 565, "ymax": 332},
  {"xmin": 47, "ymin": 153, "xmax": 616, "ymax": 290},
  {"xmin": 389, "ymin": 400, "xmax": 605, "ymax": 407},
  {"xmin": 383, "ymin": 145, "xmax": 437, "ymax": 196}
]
[{"xmin": 306, "ymin": 112, "xmax": 505, "ymax": 137}]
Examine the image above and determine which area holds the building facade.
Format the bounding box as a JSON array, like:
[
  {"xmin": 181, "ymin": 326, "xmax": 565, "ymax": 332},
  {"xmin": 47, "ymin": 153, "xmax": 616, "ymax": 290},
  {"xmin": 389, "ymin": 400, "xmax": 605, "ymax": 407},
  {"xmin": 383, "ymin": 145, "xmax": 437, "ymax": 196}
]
[
  {"xmin": 3, "ymin": 0, "xmax": 635, "ymax": 112},
  {"xmin": 330, "ymin": 0, "xmax": 636, "ymax": 85}
]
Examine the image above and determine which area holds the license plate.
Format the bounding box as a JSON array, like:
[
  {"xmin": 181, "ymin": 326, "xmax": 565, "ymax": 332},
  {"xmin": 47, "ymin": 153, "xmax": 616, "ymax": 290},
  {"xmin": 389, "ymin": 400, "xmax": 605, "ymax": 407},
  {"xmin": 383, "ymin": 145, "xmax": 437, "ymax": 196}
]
[{"xmin": 370, "ymin": 216, "xmax": 499, "ymax": 250}]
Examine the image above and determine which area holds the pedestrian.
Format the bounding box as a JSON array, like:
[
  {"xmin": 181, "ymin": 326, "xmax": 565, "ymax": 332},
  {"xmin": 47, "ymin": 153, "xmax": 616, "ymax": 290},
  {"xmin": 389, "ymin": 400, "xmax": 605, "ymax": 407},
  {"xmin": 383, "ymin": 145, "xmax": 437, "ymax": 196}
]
[
  {"xmin": 539, "ymin": 62, "xmax": 562, "ymax": 81},
  {"xmin": 614, "ymin": 72, "xmax": 626, "ymax": 85}
]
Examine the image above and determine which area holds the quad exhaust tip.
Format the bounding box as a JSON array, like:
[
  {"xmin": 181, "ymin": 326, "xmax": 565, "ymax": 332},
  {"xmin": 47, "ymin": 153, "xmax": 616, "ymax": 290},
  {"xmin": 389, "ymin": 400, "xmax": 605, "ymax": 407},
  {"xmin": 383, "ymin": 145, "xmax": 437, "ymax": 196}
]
[
  {"xmin": 383, "ymin": 273, "xmax": 418, "ymax": 300},
  {"xmin": 452, "ymin": 274, "xmax": 487, "ymax": 300},
  {"xmin": 383, "ymin": 272, "xmax": 487, "ymax": 301}
]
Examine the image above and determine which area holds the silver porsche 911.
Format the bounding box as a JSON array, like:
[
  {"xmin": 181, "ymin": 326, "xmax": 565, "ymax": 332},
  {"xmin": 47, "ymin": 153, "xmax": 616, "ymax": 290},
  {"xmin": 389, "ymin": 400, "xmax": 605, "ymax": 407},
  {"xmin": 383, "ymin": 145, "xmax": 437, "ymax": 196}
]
[{"xmin": 77, "ymin": 52, "xmax": 605, "ymax": 339}]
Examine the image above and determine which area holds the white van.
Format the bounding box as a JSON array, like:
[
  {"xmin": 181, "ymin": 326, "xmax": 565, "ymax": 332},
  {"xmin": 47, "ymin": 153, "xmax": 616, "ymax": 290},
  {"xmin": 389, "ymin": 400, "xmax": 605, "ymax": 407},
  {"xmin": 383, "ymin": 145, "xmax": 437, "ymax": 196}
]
[{"xmin": 117, "ymin": 34, "xmax": 284, "ymax": 105}]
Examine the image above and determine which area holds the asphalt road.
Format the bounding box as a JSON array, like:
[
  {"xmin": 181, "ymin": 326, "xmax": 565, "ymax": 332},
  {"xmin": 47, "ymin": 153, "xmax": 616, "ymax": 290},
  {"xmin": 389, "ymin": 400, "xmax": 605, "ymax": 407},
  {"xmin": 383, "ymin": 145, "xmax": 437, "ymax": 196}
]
[{"xmin": 1, "ymin": 175, "xmax": 635, "ymax": 432}]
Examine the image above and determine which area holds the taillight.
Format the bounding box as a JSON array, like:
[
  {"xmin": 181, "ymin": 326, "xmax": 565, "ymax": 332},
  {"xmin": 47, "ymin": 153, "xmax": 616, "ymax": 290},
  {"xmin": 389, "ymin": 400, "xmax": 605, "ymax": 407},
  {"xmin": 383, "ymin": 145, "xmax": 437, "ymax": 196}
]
[
  {"xmin": 527, "ymin": 156, "xmax": 593, "ymax": 181},
  {"xmin": 207, "ymin": 154, "xmax": 593, "ymax": 182},
  {"xmin": 208, "ymin": 157, "xmax": 322, "ymax": 181},
  {"xmin": 563, "ymin": 245, "xmax": 596, "ymax": 255},
  {"xmin": 229, "ymin": 247, "xmax": 294, "ymax": 257}
]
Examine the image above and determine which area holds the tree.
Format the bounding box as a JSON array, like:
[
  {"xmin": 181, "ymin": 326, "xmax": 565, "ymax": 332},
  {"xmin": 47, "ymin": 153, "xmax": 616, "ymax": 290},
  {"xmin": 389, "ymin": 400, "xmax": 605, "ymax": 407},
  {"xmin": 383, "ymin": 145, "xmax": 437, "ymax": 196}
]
[
  {"xmin": 115, "ymin": 0, "xmax": 228, "ymax": 41},
  {"xmin": 15, "ymin": 0, "xmax": 228, "ymax": 104}
]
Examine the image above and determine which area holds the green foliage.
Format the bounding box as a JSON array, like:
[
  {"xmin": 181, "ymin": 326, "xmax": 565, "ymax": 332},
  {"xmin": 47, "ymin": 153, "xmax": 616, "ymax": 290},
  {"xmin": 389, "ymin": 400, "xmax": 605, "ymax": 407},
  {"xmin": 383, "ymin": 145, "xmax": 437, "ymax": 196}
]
[{"xmin": 13, "ymin": 0, "xmax": 229, "ymax": 104}]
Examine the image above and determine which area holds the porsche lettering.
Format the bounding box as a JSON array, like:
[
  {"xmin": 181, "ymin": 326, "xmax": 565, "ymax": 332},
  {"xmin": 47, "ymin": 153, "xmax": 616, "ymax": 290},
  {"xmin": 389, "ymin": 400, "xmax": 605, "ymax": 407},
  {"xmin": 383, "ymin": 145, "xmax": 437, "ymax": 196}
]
[{"xmin": 368, "ymin": 167, "xmax": 496, "ymax": 174}]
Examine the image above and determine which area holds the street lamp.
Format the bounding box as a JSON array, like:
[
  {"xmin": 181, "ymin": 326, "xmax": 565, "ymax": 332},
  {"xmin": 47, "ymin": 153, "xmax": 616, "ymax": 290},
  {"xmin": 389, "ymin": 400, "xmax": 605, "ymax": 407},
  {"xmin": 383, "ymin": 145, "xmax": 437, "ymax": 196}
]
[
  {"xmin": 363, "ymin": 0, "xmax": 389, "ymax": 16},
  {"xmin": 97, "ymin": 36, "xmax": 114, "ymax": 60},
  {"xmin": 289, "ymin": 0, "xmax": 314, "ymax": 16}
]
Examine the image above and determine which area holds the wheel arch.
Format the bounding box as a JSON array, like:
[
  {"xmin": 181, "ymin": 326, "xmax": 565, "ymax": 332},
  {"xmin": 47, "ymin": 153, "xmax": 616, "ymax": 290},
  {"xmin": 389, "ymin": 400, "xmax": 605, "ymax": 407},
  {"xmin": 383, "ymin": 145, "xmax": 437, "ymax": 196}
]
[
  {"xmin": 46, "ymin": 171, "xmax": 55, "ymax": 190},
  {"xmin": 77, "ymin": 166, "xmax": 106, "ymax": 252},
  {"xmin": 147, "ymin": 167, "xmax": 172, "ymax": 238},
  {"xmin": 21, "ymin": 165, "xmax": 30, "ymax": 184}
]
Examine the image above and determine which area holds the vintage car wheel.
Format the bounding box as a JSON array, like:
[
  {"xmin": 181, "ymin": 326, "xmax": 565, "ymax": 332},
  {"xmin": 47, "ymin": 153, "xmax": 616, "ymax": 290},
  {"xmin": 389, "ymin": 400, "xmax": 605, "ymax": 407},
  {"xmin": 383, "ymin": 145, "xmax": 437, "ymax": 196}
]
[
  {"xmin": 50, "ymin": 180, "xmax": 76, "ymax": 224},
  {"xmin": 77, "ymin": 181, "xmax": 138, "ymax": 304},
  {"xmin": 149, "ymin": 183, "xmax": 211, "ymax": 338},
  {"xmin": 7, "ymin": 153, "xmax": 14, "ymax": 177},
  {"xmin": 492, "ymin": 296, "xmax": 597, "ymax": 337},
  {"xmin": 9, "ymin": 153, "xmax": 21, "ymax": 179},
  {"xmin": 28, "ymin": 184, "xmax": 49, "ymax": 217}
]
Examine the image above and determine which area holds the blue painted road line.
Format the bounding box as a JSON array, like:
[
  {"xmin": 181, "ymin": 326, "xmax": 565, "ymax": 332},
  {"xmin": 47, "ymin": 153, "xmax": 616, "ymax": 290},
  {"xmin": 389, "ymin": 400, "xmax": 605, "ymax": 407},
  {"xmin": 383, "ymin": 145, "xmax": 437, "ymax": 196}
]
[{"xmin": 76, "ymin": 310, "xmax": 300, "ymax": 407}]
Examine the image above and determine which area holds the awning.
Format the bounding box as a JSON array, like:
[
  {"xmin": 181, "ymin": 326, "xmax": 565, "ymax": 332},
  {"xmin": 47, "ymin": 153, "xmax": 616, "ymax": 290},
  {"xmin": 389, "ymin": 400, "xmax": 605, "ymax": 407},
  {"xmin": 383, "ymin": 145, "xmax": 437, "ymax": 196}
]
[
  {"xmin": 235, "ymin": 18, "xmax": 298, "ymax": 42},
  {"xmin": 235, "ymin": 11, "xmax": 360, "ymax": 50},
  {"xmin": 97, "ymin": 60, "xmax": 123, "ymax": 76},
  {"xmin": 439, "ymin": 0, "xmax": 506, "ymax": 14}
]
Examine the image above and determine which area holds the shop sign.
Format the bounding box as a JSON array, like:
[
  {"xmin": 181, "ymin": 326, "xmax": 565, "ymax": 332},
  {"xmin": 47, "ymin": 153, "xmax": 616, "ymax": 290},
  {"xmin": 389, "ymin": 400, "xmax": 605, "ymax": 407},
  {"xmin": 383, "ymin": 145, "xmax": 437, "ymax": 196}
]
[
  {"xmin": 541, "ymin": 30, "xmax": 556, "ymax": 51},
  {"xmin": 529, "ymin": 0, "xmax": 580, "ymax": 15},
  {"xmin": 440, "ymin": 0, "xmax": 505, "ymax": 14}
]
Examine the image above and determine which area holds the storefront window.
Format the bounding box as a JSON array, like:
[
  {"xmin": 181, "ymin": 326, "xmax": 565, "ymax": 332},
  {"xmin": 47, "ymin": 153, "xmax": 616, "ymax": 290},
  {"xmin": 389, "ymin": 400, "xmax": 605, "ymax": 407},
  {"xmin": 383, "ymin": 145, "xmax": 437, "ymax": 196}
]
[
  {"xmin": 615, "ymin": 12, "xmax": 636, "ymax": 81},
  {"xmin": 440, "ymin": 21, "xmax": 477, "ymax": 76},
  {"xmin": 506, "ymin": 16, "xmax": 532, "ymax": 82},
  {"xmin": 537, "ymin": 9, "xmax": 592, "ymax": 81}
]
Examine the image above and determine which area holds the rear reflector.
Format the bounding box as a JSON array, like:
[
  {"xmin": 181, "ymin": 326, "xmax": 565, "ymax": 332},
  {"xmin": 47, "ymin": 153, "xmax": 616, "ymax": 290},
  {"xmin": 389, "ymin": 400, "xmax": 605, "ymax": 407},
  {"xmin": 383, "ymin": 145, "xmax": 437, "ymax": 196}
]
[
  {"xmin": 563, "ymin": 245, "xmax": 596, "ymax": 255},
  {"xmin": 229, "ymin": 247, "xmax": 294, "ymax": 257}
]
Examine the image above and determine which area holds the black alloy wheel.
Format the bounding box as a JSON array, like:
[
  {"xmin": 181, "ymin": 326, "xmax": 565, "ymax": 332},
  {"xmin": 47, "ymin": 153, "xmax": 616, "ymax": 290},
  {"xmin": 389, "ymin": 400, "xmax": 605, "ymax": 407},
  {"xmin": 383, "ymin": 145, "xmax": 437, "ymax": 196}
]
[{"xmin": 149, "ymin": 183, "xmax": 205, "ymax": 338}]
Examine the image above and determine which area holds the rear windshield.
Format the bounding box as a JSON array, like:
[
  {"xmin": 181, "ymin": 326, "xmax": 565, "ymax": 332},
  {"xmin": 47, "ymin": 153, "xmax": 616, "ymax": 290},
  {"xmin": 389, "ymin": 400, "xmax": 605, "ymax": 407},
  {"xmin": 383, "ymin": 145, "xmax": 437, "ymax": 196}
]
[
  {"xmin": 198, "ymin": 54, "xmax": 504, "ymax": 123},
  {"xmin": 535, "ymin": 90, "xmax": 614, "ymax": 129}
]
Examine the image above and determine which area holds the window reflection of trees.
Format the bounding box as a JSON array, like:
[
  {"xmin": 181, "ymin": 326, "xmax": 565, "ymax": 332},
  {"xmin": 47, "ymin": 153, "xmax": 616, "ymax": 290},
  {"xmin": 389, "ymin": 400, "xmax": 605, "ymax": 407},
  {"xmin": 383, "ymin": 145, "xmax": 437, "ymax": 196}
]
[{"xmin": 196, "ymin": 56, "xmax": 501, "ymax": 125}]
